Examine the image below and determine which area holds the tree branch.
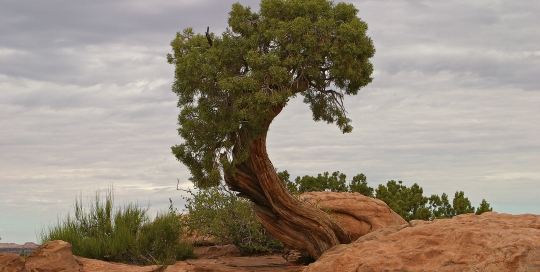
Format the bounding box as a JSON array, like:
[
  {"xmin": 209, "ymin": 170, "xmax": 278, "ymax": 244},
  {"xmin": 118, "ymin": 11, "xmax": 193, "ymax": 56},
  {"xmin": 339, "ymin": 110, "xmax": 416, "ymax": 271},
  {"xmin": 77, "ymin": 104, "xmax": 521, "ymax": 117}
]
[
  {"xmin": 308, "ymin": 79, "xmax": 347, "ymax": 113},
  {"xmin": 205, "ymin": 27, "xmax": 213, "ymax": 46}
]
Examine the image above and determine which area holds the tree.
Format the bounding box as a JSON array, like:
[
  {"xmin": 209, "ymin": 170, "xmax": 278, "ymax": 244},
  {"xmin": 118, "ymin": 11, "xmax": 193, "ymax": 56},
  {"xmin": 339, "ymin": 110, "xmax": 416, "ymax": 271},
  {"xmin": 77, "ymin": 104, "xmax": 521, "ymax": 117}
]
[
  {"xmin": 168, "ymin": 0, "xmax": 375, "ymax": 259},
  {"xmin": 348, "ymin": 173, "xmax": 373, "ymax": 197},
  {"xmin": 475, "ymin": 199, "xmax": 493, "ymax": 215},
  {"xmin": 375, "ymin": 180, "xmax": 430, "ymax": 221},
  {"xmin": 429, "ymin": 193, "xmax": 454, "ymax": 219},
  {"xmin": 279, "ymin": 170, "xmax": 493, "ymax": 222},
  {"xmin": 453, "ymin": 191, "xmax": 475, "ymax": 215},
  {"xmin": 278, "ymin": 170, "xmax": 299, "ymax": 195},
  {"xmin": 296, "ymin": 171, "xmax": 348, "ymax": 193}
]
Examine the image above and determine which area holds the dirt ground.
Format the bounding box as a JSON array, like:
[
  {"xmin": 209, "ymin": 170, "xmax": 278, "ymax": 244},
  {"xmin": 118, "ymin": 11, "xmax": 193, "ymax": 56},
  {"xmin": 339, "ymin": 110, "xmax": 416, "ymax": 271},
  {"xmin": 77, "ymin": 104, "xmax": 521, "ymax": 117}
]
[{"xmin": 165, "ymin": 254, "xmax": 305, "ymax": 272}]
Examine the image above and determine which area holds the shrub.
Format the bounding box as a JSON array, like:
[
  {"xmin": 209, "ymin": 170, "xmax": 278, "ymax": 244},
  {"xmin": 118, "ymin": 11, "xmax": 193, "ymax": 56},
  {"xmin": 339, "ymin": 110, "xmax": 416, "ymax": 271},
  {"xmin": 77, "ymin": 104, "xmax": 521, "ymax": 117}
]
[
  {"xmin": 39, "ymin": 188, "xmax": 195, "ymax": 265},
  {"xmin": 180, "ymin": 185, "xmax": 283, "ymax": 255},
  {"xmin": 475, "ymin": 199, "xmax": 493, "ymax": 215}
]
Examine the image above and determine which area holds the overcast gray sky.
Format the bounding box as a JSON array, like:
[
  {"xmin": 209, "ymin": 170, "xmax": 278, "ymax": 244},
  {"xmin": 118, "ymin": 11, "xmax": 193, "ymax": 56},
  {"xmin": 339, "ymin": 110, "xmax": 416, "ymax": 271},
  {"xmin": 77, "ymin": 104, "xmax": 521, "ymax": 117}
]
[{"xmin": 1, "ymin": 0, "xmax": 539, "ymax": 244}]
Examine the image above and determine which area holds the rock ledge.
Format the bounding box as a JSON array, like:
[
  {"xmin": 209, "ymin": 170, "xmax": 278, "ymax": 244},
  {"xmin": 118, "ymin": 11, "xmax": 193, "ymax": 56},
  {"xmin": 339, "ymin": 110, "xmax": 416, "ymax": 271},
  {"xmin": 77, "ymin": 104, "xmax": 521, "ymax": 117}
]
[{"xmin": 304, "ymin": 212, "xmax": 540, "ymax": 272}]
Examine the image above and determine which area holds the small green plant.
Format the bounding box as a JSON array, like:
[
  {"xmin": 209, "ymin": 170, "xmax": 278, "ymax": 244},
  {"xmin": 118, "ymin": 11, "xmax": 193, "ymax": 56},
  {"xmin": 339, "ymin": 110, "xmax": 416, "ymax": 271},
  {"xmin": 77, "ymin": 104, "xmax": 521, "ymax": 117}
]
[
  {"xmin": 39, "ymin": 187, "xmax": 194, "ymax": 265},
  {"xmin": 180, "ymin": 185, "xmax": 283, "ymax": 255}
]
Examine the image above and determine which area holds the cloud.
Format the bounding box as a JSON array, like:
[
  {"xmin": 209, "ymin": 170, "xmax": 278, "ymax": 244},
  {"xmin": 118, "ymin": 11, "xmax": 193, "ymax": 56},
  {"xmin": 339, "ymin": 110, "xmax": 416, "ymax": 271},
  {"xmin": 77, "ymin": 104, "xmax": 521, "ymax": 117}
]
[
  {"xmin": 353, "ymin": 0, "xmax": 540, "ymax": 91},
  {"xmin": 0, "ymin": 0, "xmax": 260, "ymax": 87},
  {"xmin": 1, "ymin": 0, "xmax": 539, "ymax": 244}
]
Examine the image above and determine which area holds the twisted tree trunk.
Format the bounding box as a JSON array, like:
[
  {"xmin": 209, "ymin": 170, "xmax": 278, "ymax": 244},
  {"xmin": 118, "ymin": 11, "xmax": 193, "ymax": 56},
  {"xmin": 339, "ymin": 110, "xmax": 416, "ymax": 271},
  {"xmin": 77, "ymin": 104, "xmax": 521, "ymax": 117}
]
[{"xmin": 224, "ymin": 108, "xmax": 351, "ymax": 260}]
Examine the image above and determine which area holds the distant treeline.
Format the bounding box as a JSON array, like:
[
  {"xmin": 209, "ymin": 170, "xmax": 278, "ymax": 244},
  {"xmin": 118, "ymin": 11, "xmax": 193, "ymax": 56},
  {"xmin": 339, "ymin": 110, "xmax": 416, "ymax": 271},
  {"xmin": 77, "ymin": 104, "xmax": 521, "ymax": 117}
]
[
  {"xmin": 279, "ymin": 170, "xmax": 493, "ymax": 222},
  {"xmin": 0, "ymin": 247, "xmax": 36, "ymax": 255}
]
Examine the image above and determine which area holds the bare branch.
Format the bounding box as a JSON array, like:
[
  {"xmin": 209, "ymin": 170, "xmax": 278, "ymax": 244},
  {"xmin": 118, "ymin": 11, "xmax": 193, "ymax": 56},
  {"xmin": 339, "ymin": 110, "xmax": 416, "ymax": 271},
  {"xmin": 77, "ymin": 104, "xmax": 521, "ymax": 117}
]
[{"xmin": 205, "ymin": 27, "xmax": 213, "ymax": 46}]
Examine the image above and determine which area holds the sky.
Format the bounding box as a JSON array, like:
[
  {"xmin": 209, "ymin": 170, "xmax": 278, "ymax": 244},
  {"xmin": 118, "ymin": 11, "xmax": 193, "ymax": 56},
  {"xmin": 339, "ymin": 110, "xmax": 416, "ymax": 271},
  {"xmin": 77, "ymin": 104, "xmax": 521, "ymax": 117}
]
[{"xmin": 1, "ymin": 0, "xmax": 539, "ymax": 244}]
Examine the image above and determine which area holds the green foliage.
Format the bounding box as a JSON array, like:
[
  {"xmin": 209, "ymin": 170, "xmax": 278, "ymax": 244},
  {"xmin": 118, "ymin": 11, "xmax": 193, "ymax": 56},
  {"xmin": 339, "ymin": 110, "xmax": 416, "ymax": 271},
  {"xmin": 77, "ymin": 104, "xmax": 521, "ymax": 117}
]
[
  {"xmin": 278, "ymin": 170, "xmax": 299, "ymax": 195},
  {"xmin": 348, "ymin": 173, "xmax": 374, "ymax": 197},
  {"xmin": 375, "ymin": 181, "xmax": 430, "ymax": 221},
  {"xmin": 429, "ymin": 193, "xmax": 455, "ymax": 219},
  {"xmin": 283, "ymin": 171, "xmax": 371, "ymax": 195},
  {"xmin": 278, "ymin": 171, "xmax": 494, "ymax": 222},
  {"xmin": 475, "ymin": 199, "xmax": 493, "ymax": 215},
  {"xmin": 39, "ymin": 189, "xmax": 195, "ymax": 265},
  {"xmin": 168, "ymin": 0, "xmax": 375, "ymax": 188},
  {"xmin": 295, "ymin": 171, "xmax": 348, "ymax": 193},
  {"xmin": 452, "ymin": 191, "xmax": 475, "ymax": 215},
  {"xmin": 138, "ymin": 200, "xmax": 196, "ymax": 265},
  {"xmin": 374, "ymin": 182, "xmax": 495, "ymax": 221},
  {"xmin": 181, "ymin": 185, "xmax": 283, "ymax": 254}
]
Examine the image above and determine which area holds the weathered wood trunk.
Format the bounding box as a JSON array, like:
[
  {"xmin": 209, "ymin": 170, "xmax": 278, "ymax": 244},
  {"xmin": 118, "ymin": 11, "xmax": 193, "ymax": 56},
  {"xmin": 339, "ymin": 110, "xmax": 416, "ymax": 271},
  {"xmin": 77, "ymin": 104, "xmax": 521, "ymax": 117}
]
[{"xmin": 224, "ymin": 109, "xmax": 351, "ymax": 260}]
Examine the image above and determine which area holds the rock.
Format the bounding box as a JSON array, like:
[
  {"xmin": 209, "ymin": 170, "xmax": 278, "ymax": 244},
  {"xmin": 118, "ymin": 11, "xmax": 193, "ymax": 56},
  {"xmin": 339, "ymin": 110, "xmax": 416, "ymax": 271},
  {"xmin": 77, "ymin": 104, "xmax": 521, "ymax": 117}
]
[
  {"xmin": 0, "ymin": 253, "xmax": 27, "ymax": 272},
  {"xmin": 299, "ymin": 192, "xmax": 407, "ymax": 240},
  {"xmin": 165, "ymin": 254, "xmax": 305, "ymax": 272},
  {"xmin": 194, "ymin": 245, "xmax": 241, "ymax": 259},
  {"xmin": 25, "ymin": 240, "xmax": 81, "ymax": 272},
  {"xmin": 304, "ymin": 212, "xmax": 540, "ymax": 272},
  {"xmin": 281, "ymin": 248, "xmax": 313, "ymax": 265},
  {"xmin": 5, "ymin": 239, "xmax": 300, "ymax": 272},
  {"xmin": 0, "ymin": 242, "xmax": 39, "ymax": 255},
  {"xmin": 74, "ymin": 256, "xmax": 162, "ymax": 272},
  {"xmin": 21, "ymin": 240, "xmax": 163, "ymax": 272}
]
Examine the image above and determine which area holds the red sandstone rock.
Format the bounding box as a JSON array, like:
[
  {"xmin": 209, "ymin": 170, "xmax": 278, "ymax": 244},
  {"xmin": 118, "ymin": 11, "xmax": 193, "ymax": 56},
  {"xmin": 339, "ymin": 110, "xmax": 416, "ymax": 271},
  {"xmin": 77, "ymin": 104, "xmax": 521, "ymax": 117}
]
[
  {"xmin": 193, "ymin": 245, "xmax": 241, "ymax": 259},
  {"xmin": 0, "ymin": 253, "xmax": 27, "ymax": 272},
  {"xmin": 299, "ymin": 191, "xmax": 408, "ymax": 240},
  {"xmin": 25, "ymin": 240, "xmax": 81, "ymax": 272},
  {"xmin": 0, "ymin": 242, "xmax": 39, "ymax": 252},
  {"xmin": 74, "ymin": 256, "xmax": 162, "ymax": 272},
  {"xmin": 304, "ymin": 212, "xmax": 540, "ymax": 272},
  {"xmin": 165, "ymin": 254, "xmax": 305, "ymax": 272}
]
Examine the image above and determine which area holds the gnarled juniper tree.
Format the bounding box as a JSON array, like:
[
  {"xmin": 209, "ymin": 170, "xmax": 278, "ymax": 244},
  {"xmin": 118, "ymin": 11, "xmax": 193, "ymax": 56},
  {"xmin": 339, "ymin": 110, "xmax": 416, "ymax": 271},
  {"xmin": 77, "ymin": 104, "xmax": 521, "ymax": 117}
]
[{"xmin": 168, "ymin": 0, "xmax": 374, "ymax": 259}]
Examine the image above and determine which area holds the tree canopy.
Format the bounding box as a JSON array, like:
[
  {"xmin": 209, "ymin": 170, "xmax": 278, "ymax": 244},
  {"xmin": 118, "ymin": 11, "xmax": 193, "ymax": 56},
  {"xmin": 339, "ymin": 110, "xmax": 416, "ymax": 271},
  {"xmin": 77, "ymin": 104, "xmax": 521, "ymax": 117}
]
[{"xmin": 168, "ymin": 0, "xmax": 375, "ymax": 188}]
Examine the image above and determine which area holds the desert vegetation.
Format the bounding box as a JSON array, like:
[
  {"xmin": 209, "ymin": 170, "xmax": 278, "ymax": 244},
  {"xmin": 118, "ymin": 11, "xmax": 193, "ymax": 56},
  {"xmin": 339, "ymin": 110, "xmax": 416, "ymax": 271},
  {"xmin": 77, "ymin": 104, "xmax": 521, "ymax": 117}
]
[
  {"xmin": 278, "ymin": 170, "xmax": 492, "ymax": 221},
  {"xmin": 39, "ymin": 188, "xmax": 195, "ymax": 266},
  {"xmin": 180, "ymin": 185, "xmax": 284, "ymax": 254},
  {"xmin": 181, "ymin": 170, "xmax": 493, "ymax": 254},
  {"xmin": 38, "ymin": 170, "xmax": 492, "ymax": 266}
]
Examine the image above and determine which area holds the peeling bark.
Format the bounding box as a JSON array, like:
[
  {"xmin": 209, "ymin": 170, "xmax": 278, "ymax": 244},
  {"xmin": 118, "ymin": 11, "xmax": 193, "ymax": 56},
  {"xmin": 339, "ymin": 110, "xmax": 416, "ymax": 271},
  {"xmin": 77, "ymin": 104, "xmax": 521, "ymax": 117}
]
[{"xmin": 224, "ymin": 108, "xmax": 351, "ymax": 260}]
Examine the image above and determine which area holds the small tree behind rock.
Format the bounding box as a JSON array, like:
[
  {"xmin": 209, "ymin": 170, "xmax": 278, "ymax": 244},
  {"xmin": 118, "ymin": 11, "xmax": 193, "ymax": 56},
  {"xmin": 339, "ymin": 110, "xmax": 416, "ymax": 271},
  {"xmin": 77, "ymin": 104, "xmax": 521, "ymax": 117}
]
[
  {"xmin": 452, "ymin": 191, "xmax": 475, "ymax": 215},
  {"xmin": 475, "ymin": 199, "xmax": 493, "ymax": 215}
]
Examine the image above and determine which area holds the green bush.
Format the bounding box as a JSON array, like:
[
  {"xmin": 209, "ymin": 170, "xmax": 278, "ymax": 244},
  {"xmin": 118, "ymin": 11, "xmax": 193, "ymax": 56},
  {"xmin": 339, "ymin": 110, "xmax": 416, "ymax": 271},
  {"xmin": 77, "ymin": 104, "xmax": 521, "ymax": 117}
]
[
  {"xmin": 39, "ymin": 188, "xmax": 195, "ymax": 265},
  {"xmin": 475, "ymin": 199, "xmax": 493, "ymax": 215},
  {"xmin": 180, "ymin": 185, "xmax": 283, "ymax": 255}
]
